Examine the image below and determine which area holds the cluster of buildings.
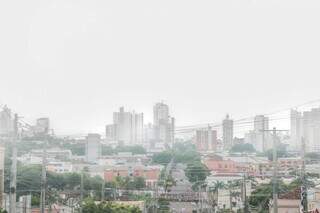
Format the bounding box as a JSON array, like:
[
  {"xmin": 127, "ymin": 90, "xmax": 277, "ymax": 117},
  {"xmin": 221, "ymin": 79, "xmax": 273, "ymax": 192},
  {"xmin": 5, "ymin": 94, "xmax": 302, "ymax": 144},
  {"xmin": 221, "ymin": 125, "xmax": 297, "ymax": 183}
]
[
  {"xmin": 291, "ymin": 108, "xmax": 320, "ymax": 152},
  {"xmin": 0, "ymin": 105, "xmax": 50, "ymax": 138},
  {"xmin": 193, "ymin": 106, "xmax": 320, "ymax": 154},
  {"xmin": 105, "ymin": 102, "xmax": 175, "ymax": 148}
]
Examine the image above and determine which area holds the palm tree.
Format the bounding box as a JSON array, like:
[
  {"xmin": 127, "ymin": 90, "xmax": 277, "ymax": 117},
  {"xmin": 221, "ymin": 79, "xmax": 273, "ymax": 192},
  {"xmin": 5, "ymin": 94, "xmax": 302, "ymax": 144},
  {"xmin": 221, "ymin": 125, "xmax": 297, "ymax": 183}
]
[{"xmin": 208, "ymin": 181, "xmax": 225, "ymax": 211}]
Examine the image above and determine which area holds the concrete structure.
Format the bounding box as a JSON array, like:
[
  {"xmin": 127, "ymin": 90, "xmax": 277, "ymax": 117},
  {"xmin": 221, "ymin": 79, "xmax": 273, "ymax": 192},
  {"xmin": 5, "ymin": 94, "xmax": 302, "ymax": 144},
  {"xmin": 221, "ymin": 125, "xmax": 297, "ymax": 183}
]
[
  {"xmin": 290, "ymin": 109, "xmax": 303, "ymax": 150},
  {"xmin": 291, "ymin": 107, "xmax": 320, "ymax": 152},
  {"xmin": 86, "ymin": 133, "xmax": 101, "ymax": 163},
  {"xmin": 34, "ymin": 117, "xmax": 50, "ymax": 135},
  {"xmin": 195, "ymin": 126, "xmax": 218, "ymax": 151},
  {"xmin": 253, "ymin": 115, "xmax": 271, "ymax": 152},
  {"xmin": 269, "ymin": 199, "xmax": 300, "ymax": 213},
  {"xmin": 204, "ymin": 155, "xmax": 237, "ymax": 174},
  {"xmin": 0, "ymin": 106, "xmax": 13, "ymax": 136},
  {"xmin": 112, "ymin": 107, "xmax": 144, "ymax": 145},
  {"xmin": 105, "ymin": 124, "xmax": 116, "ymax": 142},
  {"xmin": 46, "ymin": 161, "xmax": 73, "ymax": 173},
  {"xmin": 153, "ymin": 102, "xmax": 175, "ymax": 147},
  {"xmin": 104, "ymin": 164, "xmax": 162, "ymax": 188},
  {"xmin": 223, "ymin": 114, "xmax": 233, "ymax": 150}
]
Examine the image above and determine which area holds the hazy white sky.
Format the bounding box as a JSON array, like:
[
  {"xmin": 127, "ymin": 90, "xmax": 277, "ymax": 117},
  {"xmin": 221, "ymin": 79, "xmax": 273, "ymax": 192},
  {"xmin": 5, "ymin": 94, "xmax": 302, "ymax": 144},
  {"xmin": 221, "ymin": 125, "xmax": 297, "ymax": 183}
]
[{"xmin": 1, "ymin": 0, "xmax": 320, "ymax": 135}]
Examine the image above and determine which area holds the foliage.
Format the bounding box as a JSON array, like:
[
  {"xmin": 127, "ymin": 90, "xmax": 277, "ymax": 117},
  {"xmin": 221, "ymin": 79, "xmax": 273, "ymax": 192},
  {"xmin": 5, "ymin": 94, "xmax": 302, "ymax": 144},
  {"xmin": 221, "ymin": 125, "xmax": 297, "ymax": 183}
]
[
  {"xmin": 249, "ymin": 177, "xmax": 316, "ymax": 212},
  {"xmin": 152, "ymin": 151, "xmax": 173, "ymax": 165},
  {"xmin": 112, "ymin": 176, "xmax": 146, "ymax": 190},
  {"xmin": 230, "ymin": 143, "xmax": 256, "ymax": 153},
  {"xmin": 172, "ymin": 142, "xmax": 201, "ymax": 164},
  {"xmin": 82, "ymin": 198, "xmax": 142, "ymax": 213},
  {"xmin": 157, "ymin": 198, "xmax": 170, "ymax": 213},
  {"xmin": 185, "ymin": 162, "xmax": 210, "ymax": 183},
  {"xmin": 305, "ymin": 152, "xmax": 320, "ymax": 160}
]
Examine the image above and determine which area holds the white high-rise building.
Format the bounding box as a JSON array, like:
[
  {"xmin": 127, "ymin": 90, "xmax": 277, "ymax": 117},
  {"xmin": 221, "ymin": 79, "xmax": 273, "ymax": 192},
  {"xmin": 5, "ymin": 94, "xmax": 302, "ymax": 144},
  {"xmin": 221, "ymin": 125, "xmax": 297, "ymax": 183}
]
[
  {"xmin": 0, "ymin": 106, "xmax": 13, "ymax": 137},
  {"xmin": 112, "ymin": 107, "xmax": 144, "ymax": 145},
  {"xmin": 253, "ymin": 115, "xmax": 270, "ymax": 152},
  {"xmin": 291, "ymin": 107, "xmax": 320, "ymax": 152},
  {"xmin": 222, "ymin": 114, "xmax": 233, "ymax": 150},
  {"xmin": 86, "ymin": 134, "xmax": 101, "ymax": 163},
  {"xmin": 195, "ymin": 126, "xmax": 218, "ymax": 151},
  {"xmin": 153, "ymin": 102, "xmax": 175, "ymax": 146},
  {"xmin": 290, "ymin": 109, "xmax": 302, "ymax": 150}
]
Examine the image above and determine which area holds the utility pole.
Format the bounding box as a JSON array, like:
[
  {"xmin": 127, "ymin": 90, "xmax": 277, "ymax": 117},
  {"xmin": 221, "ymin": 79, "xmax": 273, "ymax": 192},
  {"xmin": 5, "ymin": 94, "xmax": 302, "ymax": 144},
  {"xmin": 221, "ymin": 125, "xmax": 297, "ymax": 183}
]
[
  {"xmin": 243, "ymin": 173, "xmax": 249, "ymax": 213},
  {"xmin": 101, "ymin": 178, "xmax": 105, "ymax": 202},
  {"xmin": 40, "ymin": 136, "xmax": 47, "ymax": 213},
  {"xmin": 80, "ymin": 170, "xmax": 84, "ymax": 213},
  {"xmin": 301, "ymin": 137, "xmax": 308, "ymax": 213},
  {"xmin": 272, "ymin": 127, "xmax": 278, "ymax": 213},
  {"xmin": 9, "ymin": 114, "xmax": 18, "ymax": 213},
  {"xmin": 260, "ymin": 127, "xmax": 288, "ymax": 213}
]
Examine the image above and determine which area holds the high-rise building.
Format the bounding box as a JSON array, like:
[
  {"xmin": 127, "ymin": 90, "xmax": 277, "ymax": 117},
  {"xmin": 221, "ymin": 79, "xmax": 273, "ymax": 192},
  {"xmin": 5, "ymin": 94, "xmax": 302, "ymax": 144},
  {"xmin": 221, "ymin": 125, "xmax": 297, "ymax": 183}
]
[
  {"xmin": 301, "ymin": 107, "xmax": 320, "ymax": 152},
  {"xmin": 290, "ymin": 109, "xmax": 302, "ymax": 150},
  {"xmin": 111, "ymin": 107, "xmax": 144, "ymax": 145},
  {"xmin": 290, "ymin": 107, "xmax": 320, "ymax": 152},
  {"xmin": 34, "ymin": 117, "xmax": 50, "ymax": 135},
  {"xmin": 253, "ymin": 115, "xmax": 270, "ymax": 152},
  {"xmin": 132, "ymin": 111, "xmax": 144, "ymax": 144},
  {"xmin": 222, "ymin": 114, "xmax": 233, "ymax": 150},
  {"xmin": 105, "ymin": 124, "xmax": 117, "ymax": 142},
  {"xmin": 0, "ymin": 106, "xmax": 13, "ymax": 136},
  {"xmin": 195, "ymin": 126, "xmax": 218, "ymax": 151},
  {"xmin": 86, "ymin": 134, "xmax": 101, "ymax": 163},
  {"xmin": 0, "ymin": 146, "xmax": 4, "ymax": 208},
  {"xmin": 153, "ymin": 102, "xmax": 175, "ymax": 146}
]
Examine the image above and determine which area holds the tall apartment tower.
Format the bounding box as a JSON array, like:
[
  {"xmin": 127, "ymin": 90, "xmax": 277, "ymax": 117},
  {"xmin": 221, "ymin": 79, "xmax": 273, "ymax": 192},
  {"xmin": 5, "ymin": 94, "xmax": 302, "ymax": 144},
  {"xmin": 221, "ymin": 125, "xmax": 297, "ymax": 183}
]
[
  {"xmin": 153, "ymin": 102, "xmax": 175, "ymax": 146},
  {"xmin": 0, "ymin": 106, "xmax": 13, "ymax": 136},
  {"xmin": 35, "ymin": 117, "xmax": 50, "ymax": 135},
  {"xmin": 223, "ymin": 114, "xmax": 234, "ymax": 150},
  {"xmin": 112, "ymin": 107, "xmax": 144, "ymax": 145},
  {"xmin": 290, "ymin": 107, "xmax": 320, "ymax": 152},
  {"xmin": 86, "ymin": 134, "xmax": 101, "ymax": 163},
  {"xmin": 302, "ymin": 107, "xmax": 320, "ymax": 152},
  {"xmin": 254, "ymin": 115, "xmax": 270, "ymax": 152},
  {"xmin": 195, "ymin": 126, "xmax": 218, "ymax": 151},
  {"xmin": 290, "ymin": 109, "xmax": 302, "ymax": 150}
]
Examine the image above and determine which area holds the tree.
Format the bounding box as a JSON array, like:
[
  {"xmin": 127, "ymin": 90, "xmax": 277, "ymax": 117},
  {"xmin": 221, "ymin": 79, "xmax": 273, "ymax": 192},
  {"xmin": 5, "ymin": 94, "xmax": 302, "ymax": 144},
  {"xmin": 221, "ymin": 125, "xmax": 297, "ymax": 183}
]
[
  {"xmin": 82, "ymin": 199, "xmax": 142, "ymax": 213},
  {"xmin": 230, "ymin": 143, "xmax": 255, "ymax": 153},
  {"xmin": 152, "ymin": 151, "xmax": 172, "ymax": 165},
  {"xmin": 185, "ymin": 162, "xmax": 210, "ymax": 183}
]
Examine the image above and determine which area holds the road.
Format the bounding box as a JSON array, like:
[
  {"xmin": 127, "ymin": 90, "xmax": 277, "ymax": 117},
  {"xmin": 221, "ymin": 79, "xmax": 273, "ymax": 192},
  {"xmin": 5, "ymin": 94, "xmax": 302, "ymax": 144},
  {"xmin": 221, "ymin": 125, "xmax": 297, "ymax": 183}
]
[{"xmin": 170, "ymin": 163, "xmax": 193, "ymax": 194}]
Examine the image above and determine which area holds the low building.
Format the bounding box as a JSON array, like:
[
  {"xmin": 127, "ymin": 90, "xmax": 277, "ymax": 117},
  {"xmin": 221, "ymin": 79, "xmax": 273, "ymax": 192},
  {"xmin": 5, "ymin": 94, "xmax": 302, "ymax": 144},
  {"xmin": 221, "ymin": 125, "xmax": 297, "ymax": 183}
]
[
  {"xmin": 269, "ymin": 199, "xmax": 300, "ymax": 213},
  {"xmin": 104, "ymin": 164, "xmax": 162, "ymax": 188},
  {"xmin": 203, "ymin": 155, "xmax": 237, "ymax": 174},
  {"xmin": 46, "ymin": 161, "xmax": 73, "ymax": 173}
]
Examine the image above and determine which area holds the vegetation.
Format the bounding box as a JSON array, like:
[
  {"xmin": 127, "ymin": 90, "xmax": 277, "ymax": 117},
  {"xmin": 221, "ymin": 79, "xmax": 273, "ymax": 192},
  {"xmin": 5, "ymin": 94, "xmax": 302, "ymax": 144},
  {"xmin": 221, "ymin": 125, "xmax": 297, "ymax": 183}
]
[
  {"xmin": 82, "ymin": 198, "xmax": 142, "ymax": 213},
  {"xmin": 152, "ymin": 151, "xmax": 173, "ymax": 165},
  {"xmin": 249, "ymin": 178, "xmax": 314, "ymax": 212},
  {"xmin": 230, "ymin": 143, "xmax": 256, "ymax": 153},
  {"xmin": 185, "ymin": 162, "xmax": 210, "ymax": 183}
]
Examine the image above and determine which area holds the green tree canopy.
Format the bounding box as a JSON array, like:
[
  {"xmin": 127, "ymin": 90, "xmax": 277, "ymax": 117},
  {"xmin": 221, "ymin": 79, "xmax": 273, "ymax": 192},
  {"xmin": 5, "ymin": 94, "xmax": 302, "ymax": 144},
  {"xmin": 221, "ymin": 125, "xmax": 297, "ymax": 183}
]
[{"xmin": 230, "ymin": 143, "xmax": 256, "ymax": 153}]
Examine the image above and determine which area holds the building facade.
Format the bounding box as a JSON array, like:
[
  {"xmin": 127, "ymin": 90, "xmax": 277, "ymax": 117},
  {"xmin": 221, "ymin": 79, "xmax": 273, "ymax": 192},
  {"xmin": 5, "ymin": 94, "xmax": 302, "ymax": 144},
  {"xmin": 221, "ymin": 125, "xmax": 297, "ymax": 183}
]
[
  {"xmin": 153, "ymin": 102, "xmax": 175, "ymax": 146},
  {"xmin": 195, "ymin": 126, "xmax": 218, "ymax": 151},
  {"xmin": 0, "ymin": 106, "xmax": 13, "ymax": 137},
  {"xmin": 223, "ymin": 114, "xmax": 233, "ymax": 150},
  {"xmin": 86, "ymin": 134, "xmax": 101, "ymax": 163},
  {"xmin": 111, "ymin": 107, "xmax": 144, "ymax": 145}
]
